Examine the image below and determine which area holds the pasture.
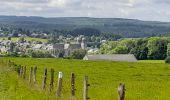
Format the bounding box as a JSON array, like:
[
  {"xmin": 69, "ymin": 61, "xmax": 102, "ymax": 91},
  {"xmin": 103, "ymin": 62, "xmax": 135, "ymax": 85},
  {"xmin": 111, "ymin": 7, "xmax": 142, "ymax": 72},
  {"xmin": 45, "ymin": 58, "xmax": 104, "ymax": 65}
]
[{"xmin": 0, "ymin": 58, "xmax": 170, "ymax": 100}]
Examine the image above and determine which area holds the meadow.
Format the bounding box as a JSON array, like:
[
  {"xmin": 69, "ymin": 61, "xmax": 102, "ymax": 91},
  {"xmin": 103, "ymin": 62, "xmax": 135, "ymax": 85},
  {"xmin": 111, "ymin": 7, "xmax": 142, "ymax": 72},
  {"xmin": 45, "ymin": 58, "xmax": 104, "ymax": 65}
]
[
  {"xmin": 0, "ymin": 58, "xmax": 170, "ymax": 100},
  {"xmin": 138, "ymin": 60, "xmax": 165, "ymax": 63}
]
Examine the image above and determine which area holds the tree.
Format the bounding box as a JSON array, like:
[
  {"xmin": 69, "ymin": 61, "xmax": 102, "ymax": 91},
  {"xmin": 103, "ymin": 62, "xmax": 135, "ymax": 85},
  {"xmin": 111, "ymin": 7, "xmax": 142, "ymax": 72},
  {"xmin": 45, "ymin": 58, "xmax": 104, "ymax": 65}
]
[
  {"xmin": 8, "ymin": 37, "xmax": 11, "ymax": 40},
  {"xmin": 118, "ymin": 39, "xmax": 135, "ymax": 53},
  {"xmin": 147, "ymin": 37, "xmax": 168, "ymax": 60},
  {"xmin": 167, "ymin": 43, "xmax": 170, "ymax": 57},
  {"xmin": 100, "ymin": 33, "xmax": 122, "ymax": 41},
  {"xmin": 165, "ymin": 57, "xmax": 170, "ymax": 63},
  {"xmin": 114, "ymin": 46, "xmax": 128, "ymax": 54},
  {"xmin": 130, "ymin": 39, "xmax": 148, "ymax": 60},
  {"xmin": 99, "ymin": 41, "xmax": 118, "ymax": 54},
  {"xmin": 31, "ymin": 50, "xmax": 53, "ymax": 58},
  {"xmin": 70, "ymin": 49, "xmax": 86, "ymax": 59}
]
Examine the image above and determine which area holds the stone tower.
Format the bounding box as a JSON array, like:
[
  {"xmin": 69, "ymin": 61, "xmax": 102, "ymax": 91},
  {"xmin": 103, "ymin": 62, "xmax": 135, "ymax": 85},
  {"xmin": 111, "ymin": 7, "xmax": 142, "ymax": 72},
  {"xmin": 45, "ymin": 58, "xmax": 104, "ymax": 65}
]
[
  {"xmin": 77, "ymin": 37, "xmax": 81, "ymax": 44},
  {"xmin": 81, "ymin": 37, "xmax": 87, "ymax": 49}
]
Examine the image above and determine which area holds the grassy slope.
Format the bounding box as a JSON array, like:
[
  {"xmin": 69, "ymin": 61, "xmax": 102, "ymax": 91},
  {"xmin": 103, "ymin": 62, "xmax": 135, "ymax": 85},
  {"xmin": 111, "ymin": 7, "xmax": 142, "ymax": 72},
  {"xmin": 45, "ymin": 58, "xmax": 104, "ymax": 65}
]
[
  {"xmin": 1, "ymin": 58, "xmax": 170, "ymax": 100},
  {"xmin": 0, "ymin": 37, "xmax": 48, "ymax": 43},
  {"xmin": 0, "ymin": 63, "xmax": 51, "ymax": 100}
]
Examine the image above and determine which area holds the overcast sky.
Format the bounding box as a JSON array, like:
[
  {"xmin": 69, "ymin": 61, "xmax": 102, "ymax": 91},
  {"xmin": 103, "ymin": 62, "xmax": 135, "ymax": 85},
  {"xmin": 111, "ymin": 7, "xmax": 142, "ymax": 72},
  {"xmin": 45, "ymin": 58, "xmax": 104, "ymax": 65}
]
[{"xmin": 0, "ymin": 0, "xmax": 170, "ymax": 22}]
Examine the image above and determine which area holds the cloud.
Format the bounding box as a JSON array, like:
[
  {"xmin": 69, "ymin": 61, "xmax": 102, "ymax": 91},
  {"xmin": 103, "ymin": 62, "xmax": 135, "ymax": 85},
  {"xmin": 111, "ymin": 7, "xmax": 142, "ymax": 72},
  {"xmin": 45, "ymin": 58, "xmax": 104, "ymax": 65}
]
[
  {"xmin": 0, "ymin": 0, "xmax": 170, "ymax": 22},
  {"xmin": 48, "ymin": 0, "xmax": 66, "ymax": 7}
]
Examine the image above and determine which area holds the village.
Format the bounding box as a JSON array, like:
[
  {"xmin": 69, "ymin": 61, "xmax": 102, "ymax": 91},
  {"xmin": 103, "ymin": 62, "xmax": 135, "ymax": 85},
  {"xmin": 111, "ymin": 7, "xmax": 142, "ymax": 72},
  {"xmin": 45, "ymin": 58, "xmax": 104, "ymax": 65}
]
[{"xmin": 0, "ymin": 34, "xmax": 102, "ymax": 59}]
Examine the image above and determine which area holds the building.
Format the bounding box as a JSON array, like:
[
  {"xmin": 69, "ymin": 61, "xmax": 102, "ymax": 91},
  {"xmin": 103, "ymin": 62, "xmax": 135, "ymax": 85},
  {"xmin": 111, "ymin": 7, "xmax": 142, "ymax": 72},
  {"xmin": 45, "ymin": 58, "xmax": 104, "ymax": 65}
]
[
  {"xmin": 51, "ymin": 37, "xmax": 87, "ymax": 57},
  {"xmin": 83, "ymin": 54, "xmax": 137, "ymax": 62}
]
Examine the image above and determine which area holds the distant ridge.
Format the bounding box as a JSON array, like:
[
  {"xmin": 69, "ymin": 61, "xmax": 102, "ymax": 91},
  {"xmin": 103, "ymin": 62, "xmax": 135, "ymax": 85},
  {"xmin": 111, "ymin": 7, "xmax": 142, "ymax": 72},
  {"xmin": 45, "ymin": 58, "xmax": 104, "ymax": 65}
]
[{"xmin": 0, "ymin": 15, "xmax": 170, "ymax": 38}]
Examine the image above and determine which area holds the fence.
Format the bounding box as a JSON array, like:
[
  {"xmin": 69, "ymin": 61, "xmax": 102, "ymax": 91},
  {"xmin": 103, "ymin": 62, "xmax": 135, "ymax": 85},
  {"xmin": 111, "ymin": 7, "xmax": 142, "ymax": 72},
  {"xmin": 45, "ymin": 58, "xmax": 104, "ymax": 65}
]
[{"xmin": 7, "ymin": 60, "xmax": 126, "ymax": 100}]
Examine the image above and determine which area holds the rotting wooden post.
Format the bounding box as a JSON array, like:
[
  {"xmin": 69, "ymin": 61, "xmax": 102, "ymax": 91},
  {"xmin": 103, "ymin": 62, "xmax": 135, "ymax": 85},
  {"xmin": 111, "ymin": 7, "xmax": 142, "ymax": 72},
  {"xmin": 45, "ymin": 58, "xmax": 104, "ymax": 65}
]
[
  {"xmin": 33, "ymin": 66, "xmax": 37, "ymax": 84},
  {"xmin": 118, "ymin": 83, "xmax": 125, "ymax": 100},
  {"xmin": 29, "ymin": 67, "xmax": 33, "ymax": 83},
  {"xmin": 20, "ymin": 66, "xmax": 23, "ymax": 77},
  {"xmin": 83, "ymin": 76, "xmax": 90, "ymax": 100},
  {"xmin": 71, "ymin": 72, "xmax": 75, "ymax": 100},
  {"xmin": 57, "ymin": 72, "xmax": 63, "ymax": 97},
  {"xmin": 50, "ymin": 68, "xmax": 54, "ymax": 91},
  {"xmin": 23, "ymin": 66, "xmax": 26, "ymax": 79},
  {"xmin": 42, "ymin": 68, "xmax": 47, "ymax": 90}
]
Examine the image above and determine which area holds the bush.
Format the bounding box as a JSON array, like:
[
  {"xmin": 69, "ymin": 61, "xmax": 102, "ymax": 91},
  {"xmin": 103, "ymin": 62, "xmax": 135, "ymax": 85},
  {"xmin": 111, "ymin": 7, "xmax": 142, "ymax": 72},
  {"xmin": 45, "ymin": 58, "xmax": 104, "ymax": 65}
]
[
  {"xmin": 70, "ymin": 49, "xmax": 86, "ymax": 59},
  {"xmin": 165, "ymin": 56, "xmax": 170, "ymax": 63},
  {"xmin": 31, "ymin": 50, "xmax": 53, "ymax": 58},
  {"xmin": 20, "ymin": 54, "xmax": 30, "ymax": 58}
]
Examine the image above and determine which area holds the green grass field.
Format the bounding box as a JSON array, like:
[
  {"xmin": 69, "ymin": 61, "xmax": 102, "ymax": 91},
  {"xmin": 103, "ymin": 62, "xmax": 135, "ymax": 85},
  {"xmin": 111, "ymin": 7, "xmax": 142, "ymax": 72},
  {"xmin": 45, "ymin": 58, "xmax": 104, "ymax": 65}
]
[
  {"xmin": 0, "ymin": 37, "xmax": 48, "ymax": 43},
  {"xmin": 0, "ymin": 58, "xmax": 170, "ymax": 100},
  {"xmin": 138, "ymin": 60, "xmax": 165, "ymax": 63}
]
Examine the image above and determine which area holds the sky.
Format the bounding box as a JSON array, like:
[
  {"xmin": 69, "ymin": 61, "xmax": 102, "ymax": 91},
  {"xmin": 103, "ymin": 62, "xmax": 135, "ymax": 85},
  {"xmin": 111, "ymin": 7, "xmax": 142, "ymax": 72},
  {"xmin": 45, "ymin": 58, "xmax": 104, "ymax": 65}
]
[{"xmin": 0, "ymin": 0, "xmax": 170, "ymax": 22}]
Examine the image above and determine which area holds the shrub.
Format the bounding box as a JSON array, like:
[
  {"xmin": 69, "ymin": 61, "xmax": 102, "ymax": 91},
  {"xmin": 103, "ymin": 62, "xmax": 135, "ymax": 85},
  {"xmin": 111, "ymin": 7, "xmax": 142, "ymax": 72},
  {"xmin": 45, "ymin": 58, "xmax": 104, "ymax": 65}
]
[
  {"xmin": 70, "ymin": 49, "xmax": 86, "ymax": 59},
  {"xmin": 165, "ymin": 56, "xmax": 170, "ymax": 63},
  {"xmin": 31, "ymin": 50, "xmax": 53, "ymax": 58},
  {"xmin": 20, "ymin": 54, "xmax": 30, "ymax": 58}
]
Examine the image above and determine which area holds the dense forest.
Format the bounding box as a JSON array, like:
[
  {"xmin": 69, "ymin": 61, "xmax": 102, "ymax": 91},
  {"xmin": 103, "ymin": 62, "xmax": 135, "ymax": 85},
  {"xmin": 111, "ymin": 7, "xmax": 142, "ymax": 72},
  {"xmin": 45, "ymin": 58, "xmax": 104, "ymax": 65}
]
[
  {"xmin": 1, "ymin": 16, "xmax": 170, "ymax": 38},
  {"xmin": 99, "ymin": 37, "xmax": 170, "ymax": 60}
]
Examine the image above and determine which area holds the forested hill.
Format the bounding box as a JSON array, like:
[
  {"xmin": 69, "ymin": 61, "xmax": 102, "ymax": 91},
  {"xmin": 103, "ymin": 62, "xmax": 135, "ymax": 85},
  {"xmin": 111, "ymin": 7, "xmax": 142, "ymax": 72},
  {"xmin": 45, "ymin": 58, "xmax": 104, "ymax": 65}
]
[{"xmin": 1, "ymin": 15, "xmax": 170, "ymax": 38}]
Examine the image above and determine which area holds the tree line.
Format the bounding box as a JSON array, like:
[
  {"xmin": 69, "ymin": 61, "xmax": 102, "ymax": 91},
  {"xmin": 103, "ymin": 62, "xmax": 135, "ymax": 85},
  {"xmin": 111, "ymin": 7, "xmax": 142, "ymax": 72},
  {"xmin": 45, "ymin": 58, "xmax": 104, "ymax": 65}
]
[{"xmin": 99, "ymin": 37, "xmax": 170, "ymax": 60}]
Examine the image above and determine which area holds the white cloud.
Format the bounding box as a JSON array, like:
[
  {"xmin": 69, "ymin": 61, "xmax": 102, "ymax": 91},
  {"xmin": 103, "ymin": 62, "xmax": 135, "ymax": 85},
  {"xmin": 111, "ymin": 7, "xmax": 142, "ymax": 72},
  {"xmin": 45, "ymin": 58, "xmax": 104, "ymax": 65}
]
[
  {"xmin": 0, "ymin": 0, "xmax": 170, "ymax": 22},
  {"xmin": 48, "ymin": 0, "xmax": 66, "ymax": 8}
]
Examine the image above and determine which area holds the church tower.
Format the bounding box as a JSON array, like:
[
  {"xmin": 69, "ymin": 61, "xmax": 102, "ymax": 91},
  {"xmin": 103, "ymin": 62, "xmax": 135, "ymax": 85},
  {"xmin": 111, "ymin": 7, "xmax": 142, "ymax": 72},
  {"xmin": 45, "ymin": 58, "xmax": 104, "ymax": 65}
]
[
  {"xmin": 81, "ymin": 38, "xmax": 87, "ymax": 49},
  {"xmin": 77, "ymin": 37, "xmax": 81, "ymax": 44}
]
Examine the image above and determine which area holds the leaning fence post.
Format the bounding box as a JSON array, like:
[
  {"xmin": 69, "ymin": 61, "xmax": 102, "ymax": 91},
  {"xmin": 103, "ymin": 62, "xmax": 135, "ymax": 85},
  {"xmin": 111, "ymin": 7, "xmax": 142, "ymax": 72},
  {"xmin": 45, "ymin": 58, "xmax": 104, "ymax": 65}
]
[
  {"xmin": 33, "ymin": 66, "xmax": 37, "ymax": 84},
  {"xmin": 23, "ymin": 66, "xmax": 26, "ymax": 79},
  {"xmin": 20, "ymin": 66, "xmax": 23, "ymax": 77},
  {"xmin": 29, "ymin": 67, "xmax": 33, "ymax": 83},
  {"xmin": 57, "ymin": 72, "xmax": 63, "ymax": 97},
  {"xmin": 118, "ymin": 83, "xmax": 125, "ymax": 100},
  {"xmin": 71, "ymin": 73, "xmax": 76, "ymax": 100},
  {"xmin": 83, "ymin": 76, "xmax": 90, "ymax": 100},
  {"xmin": 50, "ymin": 68, "xmax": 54, "ymax": 91},
  {"xmin": 42, "ymin": 68, "xmax": 47, "ymax": 90}
]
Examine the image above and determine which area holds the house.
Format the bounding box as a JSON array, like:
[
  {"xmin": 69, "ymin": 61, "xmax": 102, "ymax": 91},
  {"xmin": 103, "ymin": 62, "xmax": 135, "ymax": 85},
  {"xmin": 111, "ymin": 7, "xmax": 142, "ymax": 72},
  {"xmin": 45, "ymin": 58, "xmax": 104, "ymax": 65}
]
[{"xmin": 83, "ymin": 54, "xmax": 137, "ymax": 62}]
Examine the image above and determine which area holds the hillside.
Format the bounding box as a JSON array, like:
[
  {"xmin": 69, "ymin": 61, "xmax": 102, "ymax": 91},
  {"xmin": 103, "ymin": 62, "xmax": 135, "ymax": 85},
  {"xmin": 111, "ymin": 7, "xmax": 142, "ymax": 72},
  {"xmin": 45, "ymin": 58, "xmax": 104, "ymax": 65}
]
[
  {"xmin": 1, "ymin": 16, "xmax": 170, "ymax": 37},
  {"xmin": 1, "ymin": 58, "xmax": 170, "ymax": 100}
]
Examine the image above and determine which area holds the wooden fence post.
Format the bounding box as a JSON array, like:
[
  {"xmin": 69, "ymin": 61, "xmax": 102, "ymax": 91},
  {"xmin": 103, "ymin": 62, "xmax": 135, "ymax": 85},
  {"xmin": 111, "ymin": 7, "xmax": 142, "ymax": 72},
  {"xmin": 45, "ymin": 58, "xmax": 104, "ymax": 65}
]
[
  {"xmin": 71, "ymin": 73, "xmax": 75, "ymax": 100},
  {"xmin": 118, "ymin": 83, "xmax": 125, "ymax": 100},
  {"xmin": 23, "ymin": 66, "xmax": 26, "ymax": 79},
  {"xmin": 83, "ymin": 76, "xmax": 90, "ymax": 100},
  {"xmin": 33, "ymin": 66, "xmax": 37, "ymax": 84},
  {"xmin": 50, "ymin": 68, "xmax": 54, "ymax": 91},
  {"xmin": 8, "ymin": 60, "xmax": 11, "ymax": 67},
  {"xmin": 42, "ymin": 68, "xmax": 47, "ymax": 90},
  {"xmin": 29, "ymin": 67, "xmax": 33, "ymax": 83},
  {"xmin": 57, "ymin": 72, "xmax": 63, "ymax": 97},
  {"xmin": 20, "ymin": 66, "xmax": 23, "ymax": 77}
]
